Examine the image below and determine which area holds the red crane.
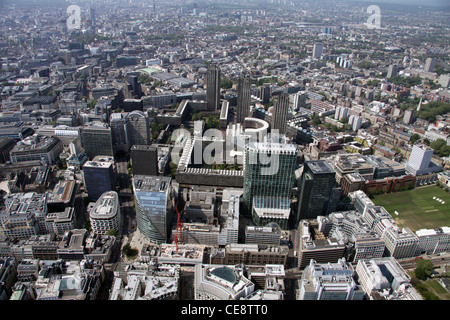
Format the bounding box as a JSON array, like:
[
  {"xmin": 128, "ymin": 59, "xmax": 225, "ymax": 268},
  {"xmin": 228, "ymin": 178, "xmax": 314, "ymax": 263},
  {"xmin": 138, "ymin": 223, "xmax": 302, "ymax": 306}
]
[{"xmin": 174, "ymin": 198, "xmax": 182, "ymax": 254}]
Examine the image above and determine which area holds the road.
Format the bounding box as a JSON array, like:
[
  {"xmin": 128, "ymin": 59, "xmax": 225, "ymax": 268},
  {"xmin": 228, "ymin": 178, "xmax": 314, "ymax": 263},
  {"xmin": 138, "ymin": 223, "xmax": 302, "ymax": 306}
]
[
  {"xmin": 397, "ymin": 252, "xmax": 450, "ymax": 271},
  {"xmin": 115, "ymin": 153, "xmax": 136, "ymax": 240}
]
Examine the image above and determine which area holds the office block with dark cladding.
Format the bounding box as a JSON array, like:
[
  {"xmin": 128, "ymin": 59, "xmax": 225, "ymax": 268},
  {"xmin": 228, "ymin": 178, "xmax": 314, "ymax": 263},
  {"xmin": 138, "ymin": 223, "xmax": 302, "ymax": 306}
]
[
  {"xmin": 131, "ymin": 145, "xmax": 158, "ymax": 176},
  {"xmin": 206, "ymin": 64, "xmax": 221, "ymax": 111},
  {"xmin": 297, "ymin": 160, "xmax": 336, "ymax": 222}
]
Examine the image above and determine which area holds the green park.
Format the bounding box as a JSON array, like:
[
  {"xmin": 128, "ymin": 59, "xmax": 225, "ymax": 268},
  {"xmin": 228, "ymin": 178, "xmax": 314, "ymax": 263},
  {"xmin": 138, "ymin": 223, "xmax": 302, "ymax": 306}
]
[{"xmin": 372, "ymin": 185, "xmax": 450, "ymax": 232}]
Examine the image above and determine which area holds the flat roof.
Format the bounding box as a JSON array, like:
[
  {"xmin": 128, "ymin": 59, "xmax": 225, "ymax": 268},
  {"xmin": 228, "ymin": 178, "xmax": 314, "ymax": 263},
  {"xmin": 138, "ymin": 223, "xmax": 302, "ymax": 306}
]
[
  {"xmin": 307, "ymin": 160, "xmax": 335, "ymax": 174},
  {"xmin": 133, "ymin": 175, "xmax": 171, "ymax": 192}
]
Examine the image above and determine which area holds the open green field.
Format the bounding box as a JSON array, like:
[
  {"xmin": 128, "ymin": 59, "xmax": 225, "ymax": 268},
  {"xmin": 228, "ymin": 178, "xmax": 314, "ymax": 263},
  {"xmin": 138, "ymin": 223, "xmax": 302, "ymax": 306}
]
[{"xmin": 372, "ymin": 185, "xmax": 450, "ymax": 232}]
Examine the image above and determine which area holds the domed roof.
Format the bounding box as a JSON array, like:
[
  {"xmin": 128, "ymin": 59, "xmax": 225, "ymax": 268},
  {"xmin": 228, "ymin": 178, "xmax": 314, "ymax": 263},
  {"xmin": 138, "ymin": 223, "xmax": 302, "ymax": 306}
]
[{"xmin": 210, "ymin": 266, "xmax": 236, "ymax": 284}]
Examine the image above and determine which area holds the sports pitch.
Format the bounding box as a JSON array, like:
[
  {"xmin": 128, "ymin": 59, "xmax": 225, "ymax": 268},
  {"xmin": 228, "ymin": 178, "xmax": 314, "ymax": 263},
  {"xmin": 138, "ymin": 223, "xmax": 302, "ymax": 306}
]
[{"xmin": 371, "ymin": 185, "xmax": 450, "ymax": 232}]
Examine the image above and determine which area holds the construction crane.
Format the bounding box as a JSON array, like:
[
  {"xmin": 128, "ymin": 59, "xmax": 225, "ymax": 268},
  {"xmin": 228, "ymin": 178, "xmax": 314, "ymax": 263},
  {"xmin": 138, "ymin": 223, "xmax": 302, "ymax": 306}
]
[{"xmin": 174, "ymin": 198, "xmax": 182, "ymax": 254}]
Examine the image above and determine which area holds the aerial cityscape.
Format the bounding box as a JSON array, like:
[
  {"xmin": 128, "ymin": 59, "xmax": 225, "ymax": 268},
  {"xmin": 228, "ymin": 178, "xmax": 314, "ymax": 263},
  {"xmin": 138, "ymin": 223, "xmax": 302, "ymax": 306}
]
[{"xmin": 1, "ymin": 0, "xmax": 450, "ymax": 306}]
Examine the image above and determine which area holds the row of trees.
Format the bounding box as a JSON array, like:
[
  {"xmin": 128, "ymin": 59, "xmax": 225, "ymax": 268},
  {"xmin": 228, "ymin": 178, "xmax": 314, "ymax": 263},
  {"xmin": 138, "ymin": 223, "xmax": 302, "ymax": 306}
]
[
  {"xmin": 388, "ymin": 75, "xmax": 422, "ymax": 88},
  {"xmin": 415, "ymin": 101, "xmax": 450, "ymax": 123},
  {"xmin": 191, "ymin": 112, "xmax": 220, "ymax": 130},
  {"xmin": 430, "ymin": 138, "xmax": 450, "ymax": 157}
]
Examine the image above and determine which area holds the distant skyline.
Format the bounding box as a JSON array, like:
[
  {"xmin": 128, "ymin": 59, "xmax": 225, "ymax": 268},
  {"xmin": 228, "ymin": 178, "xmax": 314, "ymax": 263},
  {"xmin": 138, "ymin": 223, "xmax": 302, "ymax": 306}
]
[
  {"xmin": 350, "ymin": 0, "xmax": 449, "ymax": 8},
  {"xmin": 1, "ymin": 0, "xmax": 449, "ymax": 4}
]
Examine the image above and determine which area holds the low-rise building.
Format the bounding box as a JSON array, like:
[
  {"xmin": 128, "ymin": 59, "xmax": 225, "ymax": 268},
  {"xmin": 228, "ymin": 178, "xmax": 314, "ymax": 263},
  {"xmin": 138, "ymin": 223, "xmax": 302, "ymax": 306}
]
[
  {"xmin": 89, "ymin": 191, "xmax": 121, "ymax": 235},
  {"xmin": 355, "ymin": 257, "xmax": 422, "ymax": 300},
  {"xmin": 194, "ymin": 264, "xmax": 255, "ymax": 300},
  {"xmin": 297, "ymin": 220, "xmax": 346, "ymax": 269},
  {"xmin": 45, "ymin": 207, "xmax": 77, "ymax": 237},
  {"xmin": 245, "ymin": 224, "xmax": 282, "ymax": 246},
  {"xmin": 0, "ymin": 192, "xmax": 48, "ymax": 240},
  {"xmin": 109, "ymin": 262, "xmax": 179, "ymax": 300},
  {"xmin": 415, "ymin": 227, "xmax": 450, "ymax": 256},
  {"xmin": 297, "ymin": 258, "xmax": 364, "ymax": 300},
  {"xmin": 36, "ymin": 259, "xmax": 104, "ymax": 300},
  {"xmin": 10, "ymin": 135, "xmax": 62, "ymax": 165}
]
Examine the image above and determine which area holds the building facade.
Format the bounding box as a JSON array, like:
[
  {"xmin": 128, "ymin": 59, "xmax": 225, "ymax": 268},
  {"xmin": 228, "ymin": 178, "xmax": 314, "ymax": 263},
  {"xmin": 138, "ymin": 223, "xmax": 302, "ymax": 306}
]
[
  {"xmin": 133, "ymin": 175, "xmax": 172, "ymax": 244},
  {"xmin": 297, "ymin": 160, "xmax": 336, "ymax": 221},
  {"xmin": 81, "ymin": 122, "xmax": 113, "ymax": 159},
  {"xmin": 243, "ymin": 141, "xmax": 297, "ymax": 225},
  {"xmin": 206, "ymin": 64, "xmax": 221, "ymax": 111},
  {"xmin": 297, "ymin": 258, "xmax": 364, "ymax": 300},
  {"xmin": 130, "ymin": 144, "xmax": 159, "ymax": 176},
  {"xmin": 271, "ymin": 93, "xmax": 289, "ymax": 134},
  {"xmin": 89, "ymin": 191, "xmax": 121, "ymax": 235},
  {"xmin": 82, "ymin": 156, "xmax": 116, "ymax": 201},
  {"xmin": 236, "ymin": 75, "xmax": 251, "ymax": 124}
]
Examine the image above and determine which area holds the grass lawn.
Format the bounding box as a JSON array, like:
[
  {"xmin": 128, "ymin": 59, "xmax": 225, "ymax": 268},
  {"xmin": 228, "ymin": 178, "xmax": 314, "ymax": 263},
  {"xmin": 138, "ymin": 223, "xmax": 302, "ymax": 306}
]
[
  {"xmin": 371, "ymin": 185, "xmax": 450, "ymax": 232},
  {"xmin": 426, "ymin": 279, "xmax": 450, "ymax": 300}
]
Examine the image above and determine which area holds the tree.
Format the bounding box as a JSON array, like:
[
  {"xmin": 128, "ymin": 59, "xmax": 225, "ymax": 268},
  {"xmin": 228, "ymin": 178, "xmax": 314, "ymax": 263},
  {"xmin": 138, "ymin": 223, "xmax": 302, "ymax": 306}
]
[
  {"xmin": 357, "ymin": 60, "xmax": 375, "ymax": 69},
  {"xmin": 169, "ymin": 161, "xmax": 177, "ymax": 178},
  {"xmin": 311, "ymin": 115, "xmax": 322, "ymax": 126},
  {"xmin": 205, "ymin": 115, "xmax": 219, "ymax": 130},
  {"xmin": 389, "ymin": 75, "xmax": 422, "ymax": 88},
  {"xmin": 415, "ymin": 258, "xmax": 434, "ymax": 280},
  {"xmin": 410, "ymin": 133, "xmax": 421, "ymax": 145},
  {"xmin": 139, "ymin": 74, "xmax": 153, "ymax": 84},
  {"xmin": 87, "ymin": 99, "xmax": 97, "ymax": 109},
  {"xmin": 122, "ymin": 244, "xmax": 138, "ymax": 259},
  {"xmin": 415, "ymin": 101, "xmax": 450, "ymax": 122},
  {"xmin": 220, "ymin": 77, "xmax": 233, "ymax": 89},
  {"xmin": 430, "ymin": 138, "xmax": 450, "ymax": 157}
]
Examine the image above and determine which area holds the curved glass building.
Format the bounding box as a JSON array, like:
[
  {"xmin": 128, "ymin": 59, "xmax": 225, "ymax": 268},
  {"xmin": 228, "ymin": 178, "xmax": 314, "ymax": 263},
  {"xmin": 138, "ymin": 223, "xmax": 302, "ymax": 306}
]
[{"xmin": 133, "ymin": 175, "xmax": 172, "ymax": 244}]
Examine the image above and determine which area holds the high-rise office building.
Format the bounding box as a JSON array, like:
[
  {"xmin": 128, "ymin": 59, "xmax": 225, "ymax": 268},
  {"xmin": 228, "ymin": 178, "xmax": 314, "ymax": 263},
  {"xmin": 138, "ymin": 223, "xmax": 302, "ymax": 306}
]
[
  {"xmin": 403, "ymin": 109, "xmax": 415, "ymax": 125},
  {"xmin": 236, "ymin": 75, "xmax": 251, "ymax": 124},
  {"xmin": 206, "ymin": 64, "xmax": 221, "ymax": 110},
  {"xmin": 424, "ymin": 57, "xmax": 436, "ymax": 73},
  {"xmin": 387, "ymin": 64, "xmax": 398, "ymax": 78},
  {"xmin": 271, "ymin": 93, "xmax": 289, "ymax": 134},
  {"xmin": 405, "ymin": 144, "xmax": 434, "ymax": 175},
  {"xmin": 258, "ymin": 85, "xmax": 271, "ymax": 104},
  {"xmin": 243, "ymin": 141, "xmax": 297, "ymax": 226},
  {"xmin": 133, "ymin": 175, "xmax": 172, "ymax": 244},
  {"xmin": 130, "ymin": 144, "xmax": 158, "ymax": 176},
  {"xmin": 126, "ymin": 75, "xmax": 142, "ymax": 99},
  {"xmin": 312, "ymin": 43, "xmax": 323, "ymax": 59},
  {"xmin": 321, "ymin": 27, "xmax": 332, "ymax": 34},
  {"xmin": 110, "ymin": 113, "xmax": 129, "ymax": 154},
  {"xmin": 297, "ymin": 160, "xmax": 336, "ymax": 222},
  {"xmin": 82, "ymin": 156, "xmax": 116, "ymax": 201},
  {"xmin": 89, "ymin": 7, "xmax": 96, "ymax": 26},
  {"xmin": 126, "ymin": 111, "xmax": 151, "ymax": 148},
  {"xmin": 293, "ymin": 92, "xmax": 306, "ymax": 111},
  {"xmin": 81, "ymin": 121, "xmax": 113, "ymax": 159}
]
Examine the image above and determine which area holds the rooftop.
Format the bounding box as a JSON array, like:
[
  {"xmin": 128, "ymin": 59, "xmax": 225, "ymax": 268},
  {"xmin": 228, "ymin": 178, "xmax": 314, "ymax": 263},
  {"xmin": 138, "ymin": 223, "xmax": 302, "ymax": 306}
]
[
  {"xmin": 210, "ymin": 266, "xmax": 237, "ymax": 285},
  {"xmin": 133, "ymin": 175, "xmax": 171, "ymax": 193},
  {"xmin": 247, "ymin": 141, "xmax": 297, "ymax": 154},
  {"xmin": 307, "ymin": 160, "xmax": 335, "ymax": 174},
  {"xmin": 90, "ymin": 191, "xmax": 119, "ymax": 219}
]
